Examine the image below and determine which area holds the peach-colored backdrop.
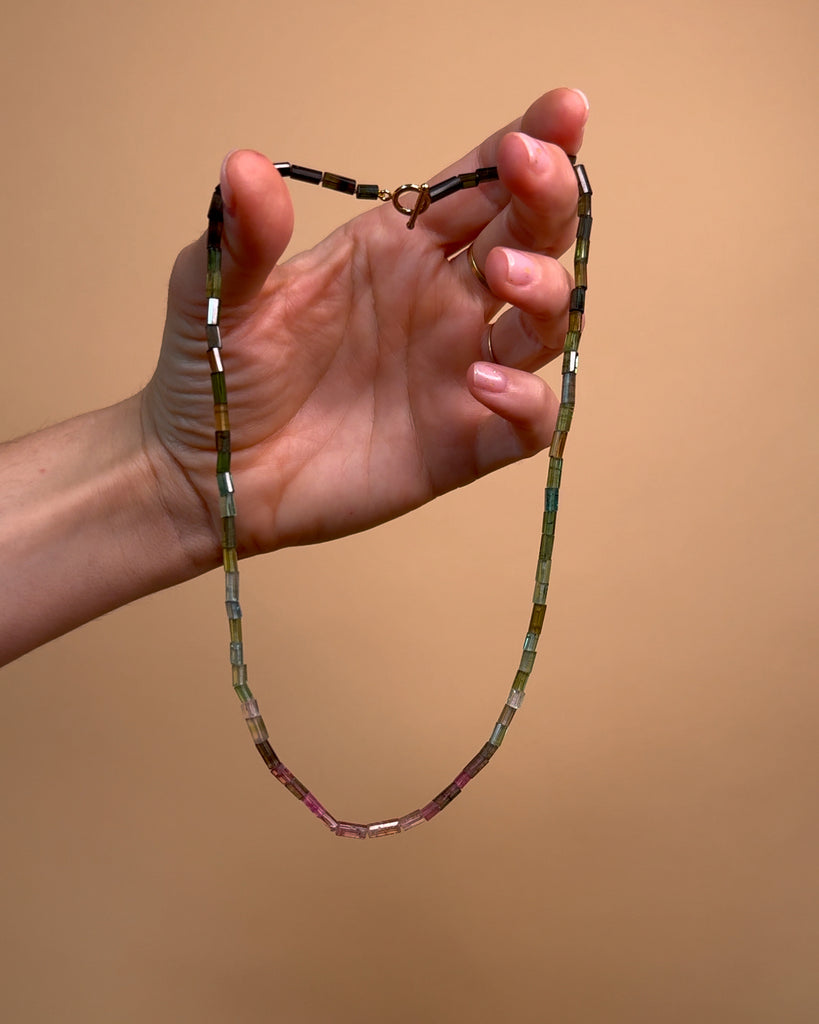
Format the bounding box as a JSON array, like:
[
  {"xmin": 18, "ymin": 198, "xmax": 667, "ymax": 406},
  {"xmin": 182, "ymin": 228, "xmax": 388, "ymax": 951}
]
[{"xmin": 1, "ymin": 0, "xmax": 817, "ymax": 1021}]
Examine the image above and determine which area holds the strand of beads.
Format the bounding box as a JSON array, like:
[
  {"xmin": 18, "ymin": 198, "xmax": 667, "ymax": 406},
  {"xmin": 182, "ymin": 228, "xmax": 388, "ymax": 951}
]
[{"xmin": 204, "ymin": 156, "xmax": 591, "ymax": 837}]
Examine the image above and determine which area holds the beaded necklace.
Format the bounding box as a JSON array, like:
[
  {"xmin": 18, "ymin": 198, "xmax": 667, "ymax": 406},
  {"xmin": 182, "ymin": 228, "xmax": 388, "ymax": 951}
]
[{"xmin": 205, "ymin": 154, "xmax": 592, "ymax": 838}]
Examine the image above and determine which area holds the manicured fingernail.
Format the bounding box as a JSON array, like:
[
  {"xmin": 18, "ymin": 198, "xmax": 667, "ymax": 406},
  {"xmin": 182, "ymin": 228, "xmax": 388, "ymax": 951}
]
[
  {"xmin": 473, "ymin": 363, "xmax": 507, "ymax": 392},
  {"xmin": 501, "ymin": 248, "xmax": 537, "ymax": 287},
  {"xmin": 220, "ymin": 150, "xmax": 238, "ymax": 215},
  {"xmin": 571, "ymin": 89, "xmax": 590, "ymax": 123}
]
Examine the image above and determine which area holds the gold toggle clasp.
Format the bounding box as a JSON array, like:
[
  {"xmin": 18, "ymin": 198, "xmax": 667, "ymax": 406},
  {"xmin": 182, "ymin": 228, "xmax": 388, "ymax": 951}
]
[{"xmin": 391, "ymin": 183, "xmax": 431, "ymax": 229}]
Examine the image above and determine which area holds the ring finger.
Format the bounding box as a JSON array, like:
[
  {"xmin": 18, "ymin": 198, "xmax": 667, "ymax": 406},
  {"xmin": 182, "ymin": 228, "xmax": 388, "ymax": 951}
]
[{"xmin": 480, "ymin": 249, "xmax": 573, "ymax": 371}]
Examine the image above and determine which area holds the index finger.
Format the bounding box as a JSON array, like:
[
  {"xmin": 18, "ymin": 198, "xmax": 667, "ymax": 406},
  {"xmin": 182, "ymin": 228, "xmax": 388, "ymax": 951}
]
[{"xmin": 417, "ymin": 87, "xmax": 589, "ymax": 250}]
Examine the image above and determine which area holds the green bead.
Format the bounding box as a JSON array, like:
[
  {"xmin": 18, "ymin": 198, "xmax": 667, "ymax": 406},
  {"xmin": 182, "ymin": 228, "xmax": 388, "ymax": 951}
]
[
  {"xmin": 556, "ymin": 404, "xmax": 574, "ymax": 431},
  {"xmin": 246, "ymin": 715, "xmax": 269, "ymax": 744},
  {"xmin": 489, "ymin": 722, "xmax": 507, "ymax": 747},
  {"xmin": 211, "ymin": 371, "xmax": 227, "ymax": 405},
  {"xmin": 498, "ymin": 704, "xmax": 516, "ymax": 727},
  {"xmin": 518, "ymin": 649, "xmax": 536, "ymax": 674},
  {"xmin": 528, "ymin": 603, "xmax": 546, "ymax": 633},
  {"xmin": 512, "ymin": 669, "xmax": 530, "ymax": 691},
  {"xmin": 233, "ymin": 681, "xmax": 252, "ymax": 703}
]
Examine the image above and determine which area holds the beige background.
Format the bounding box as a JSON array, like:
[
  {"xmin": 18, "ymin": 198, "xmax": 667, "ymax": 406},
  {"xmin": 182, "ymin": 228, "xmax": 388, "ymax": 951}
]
[{"xmin": 1, "ymin": 0, "xmax": 817, "ymax": 1021}]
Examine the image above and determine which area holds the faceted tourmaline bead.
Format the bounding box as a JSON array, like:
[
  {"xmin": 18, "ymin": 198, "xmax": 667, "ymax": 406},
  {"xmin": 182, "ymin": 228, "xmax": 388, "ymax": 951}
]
[
  {"xmin": 321, "ymin": 172, "xmax": 357, "ymax": 194},
  {"xmin": 506, "ymin": 688, "xmax": 525, "ymax": 709},
  {"xmin": 255, "ymin": 739, "xmax": 280, "ymax": 771},
  {"xmin": 420, "ymin": 801, "xmax": 441, "ymax": 822},
  {"xmin": 556, "ymin": 404, "xmax": 574, "ymax": 431},
  {"xmin": 561, "ymin": 374, "xmax": 576, "ymax": 406},
  {"xmin": 367, "ymin": 820, "xmax": 402, "ymax": 838},
  {"xmin": 289, "ymin": 164, "xmax": 322, "ymax": 185},
  {"xmin": 208, "ymin": 346, "xmax": 223, "ymax": 373},
  {"xmin": 225, "ymin": 571, "xmax": 239, "ymax": 601},
  {"xmin": 273, "ymin": 764, "xmax": 309, "ymax": 801},
  {"xmin": 335, "ymin": 821, "xmax": 368, "ymax": 839},
  {"xmin": 397, "ymin": 809, "xmax": 425, "ymax": 831},
  {"xmin": 428, "ymin": 176, "xmax": 462, "ymax": 202},
  {"xmin": 574, "ymin": 164, "xmax": 591, "ymax": 196},
  {"xmin": 221, "ymin": 515, "xmax": 236, "ymax": 549},
  {"xmin": 489, "ymin": 721, "xmax": 507, "ymax": 747},
  {"xmin": 433, "ymin": 782, "xmax": 462, "ymax": 810},
  {"xmin": 461, "ymin": 748, "xmax": 491, "ymax": 778},
  {"xmin": 245, "ymin": 715, "xmax": 268, "ymax": 744},
  {"xmin": 498, "ymin": 704, "xmax": 516, "ymax": 728},
  {"xmin": 214, "ymin": 403, "xmax": 230, "ymax": 432},
  {"xmin": 476, "ymin": 166, "xmax": 499, "ymax": 182},
  {"xmin": 304, "ymin": 793, "xmax": 338, "ymax": 831},
  {"xmin": 211, "ymin": 371, "xmax": 227, "ymax": 405}
]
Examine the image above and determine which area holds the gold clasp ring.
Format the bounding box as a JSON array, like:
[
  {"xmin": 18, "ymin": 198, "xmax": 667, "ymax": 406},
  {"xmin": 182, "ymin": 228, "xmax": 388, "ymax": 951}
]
[{"xmin": 391, "ymin": 183, "xmax": 431, "ymax": 230}]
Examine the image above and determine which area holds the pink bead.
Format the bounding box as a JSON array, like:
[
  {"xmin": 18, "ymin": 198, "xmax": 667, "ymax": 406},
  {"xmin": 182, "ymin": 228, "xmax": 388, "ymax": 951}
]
[
  {"xmin": 397, "ymin": 809, "xmax": 425, "ymax": 831},
  {"xmin": 366, "ymin": 820, "xmax": 401, "ymax": 838},
  {"xmin": 304, "ymin": 793, "xmax": 338, "ymax": 831},
  {"xmin": 334, "ymin": 821, "xmax": 368, "ymax": 839},
  {"xmin": 420, "ymin": 801, "xmax": 440, "ymax": 822},
  {"xmin": 273, "ymin": 764, "xmax": 294, "ymax": 785}
]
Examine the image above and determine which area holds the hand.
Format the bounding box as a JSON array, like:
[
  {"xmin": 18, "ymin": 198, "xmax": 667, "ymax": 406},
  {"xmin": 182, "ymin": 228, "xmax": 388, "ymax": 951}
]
[{"xmin": 142, "ymin": 87, "xmax": 589, "ymax": 565}]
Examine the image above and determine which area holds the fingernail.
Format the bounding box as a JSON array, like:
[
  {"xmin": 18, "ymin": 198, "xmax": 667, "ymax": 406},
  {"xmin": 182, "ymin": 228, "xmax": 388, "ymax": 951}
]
[
  {"xmin": 220, "ymin": 150, "xmax": 238, "ymax": 215},
  {"xmin": 520, "ymin": 133, "xmax": 550, "ymax": 170},
  {"xmin": 473, "ymin": 363, "xmax": 507, "ymax": 393},
  {"xmin": 501, "ymin": 248, "xmax": 537, "ymax": 287},
  {"xmin": 571, "ymin": 88, "xmax": 590, "ymax": 123}
]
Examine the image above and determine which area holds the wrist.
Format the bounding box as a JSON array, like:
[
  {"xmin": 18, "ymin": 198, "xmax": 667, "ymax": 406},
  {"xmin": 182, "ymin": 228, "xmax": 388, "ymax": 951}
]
[
  {"xmin": 136, "ymin": 389, "xmax": 224, "ymax": 580},
  {"xmin": 0, "ymin": 394, "xmax": 220, "ymax": 664}
]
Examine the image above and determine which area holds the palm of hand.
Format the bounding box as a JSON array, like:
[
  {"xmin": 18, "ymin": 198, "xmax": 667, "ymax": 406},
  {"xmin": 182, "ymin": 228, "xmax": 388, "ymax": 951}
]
[{"xmin": 156, "ymin": 212, "xmax": 493, "ymax": 554}]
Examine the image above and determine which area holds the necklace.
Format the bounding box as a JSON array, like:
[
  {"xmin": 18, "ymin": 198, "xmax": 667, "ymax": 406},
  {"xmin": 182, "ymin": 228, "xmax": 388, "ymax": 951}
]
[{"xmin": 205, "ymin": 153, "xmax": 592, "ymax": 838}]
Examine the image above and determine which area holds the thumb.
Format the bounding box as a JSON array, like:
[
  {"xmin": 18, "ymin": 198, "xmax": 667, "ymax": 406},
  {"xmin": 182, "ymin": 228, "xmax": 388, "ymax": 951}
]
[{"xmin": 219, "ymin": 149, "xmax": 295, "ymax": 306}]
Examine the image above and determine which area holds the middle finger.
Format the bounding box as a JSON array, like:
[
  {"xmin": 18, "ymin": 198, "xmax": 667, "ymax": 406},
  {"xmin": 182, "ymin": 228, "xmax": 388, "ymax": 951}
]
[{"xmin": 461, "ymin": 133, "xmax": 579, "ymax": 316}]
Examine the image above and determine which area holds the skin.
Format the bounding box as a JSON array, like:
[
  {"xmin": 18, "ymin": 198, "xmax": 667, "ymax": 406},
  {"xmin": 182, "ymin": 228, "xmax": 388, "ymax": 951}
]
[{"xmin": 0, "ymin": 87, "xmax": 588, "ymax": 665}]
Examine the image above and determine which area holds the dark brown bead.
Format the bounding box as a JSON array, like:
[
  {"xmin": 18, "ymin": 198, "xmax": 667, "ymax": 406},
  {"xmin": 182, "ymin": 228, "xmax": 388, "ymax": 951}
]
[
  {"xmin": 428, "ymin": 176, "xmax": 462, "ymax": 203},
  {"xmin": 221, "ymin": 515, "xmax": 236, "ymax": 549},
  {"xmin": 476, "ymin": 166, "xmax": 499, "ymax": 182},
  {"xmin": 210, "ymin": 371, "xmax": 227, "ymax": 405},
  {"xmin": 433, "ymin": 782, "xmax": 462, "ymax": 809},
  {"xmin": 255, "ymin": 740, "xmax": 280, "ymax": 771},
  {"xmin": 577, "ymin": 215, "xmax": 592, "ymax": 241},
  {"xmin": 289, "ymin": 164, "xmax": 322, "ymax": 185},
  {"xmin": 321, "ymin": 172, "xmax": 357, "ymax": 194},
  {"xmin": 207, "ymin": 186, "xmax": 223, "ymax": 225},
  {"xmin": 529, "ymin": 603, "xmax": 546, "ymax": 632}
]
